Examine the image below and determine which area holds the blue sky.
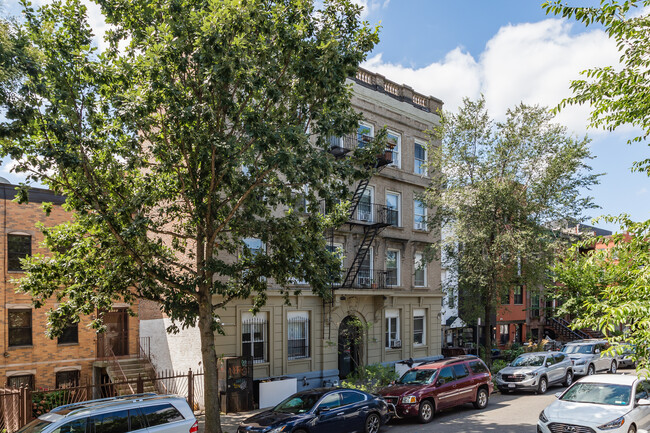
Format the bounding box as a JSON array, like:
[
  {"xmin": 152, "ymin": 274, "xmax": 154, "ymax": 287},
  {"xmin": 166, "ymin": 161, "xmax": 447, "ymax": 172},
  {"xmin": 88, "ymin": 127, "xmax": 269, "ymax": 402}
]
[
  {"xmin": 356, "ymin": 0, "xmax": 650, "ymax": 233},
  {"xmin": 1, "ymin": 0, "xmax": 649, "ymax": 232}
]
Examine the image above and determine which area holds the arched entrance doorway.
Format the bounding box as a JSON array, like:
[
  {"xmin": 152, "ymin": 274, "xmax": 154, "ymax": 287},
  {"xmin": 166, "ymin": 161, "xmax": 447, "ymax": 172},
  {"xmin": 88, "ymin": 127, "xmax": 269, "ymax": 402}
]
[{"xmin": 338, "ymin": 315, "xmax": 363, "ymax": 379}]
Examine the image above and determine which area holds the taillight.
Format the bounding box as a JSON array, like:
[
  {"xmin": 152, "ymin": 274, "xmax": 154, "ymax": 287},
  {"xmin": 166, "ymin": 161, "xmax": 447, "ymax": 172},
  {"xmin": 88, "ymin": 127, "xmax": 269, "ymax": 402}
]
[{"xmin": 190, "ymin": 420, "xmax": 199, "ymax": 433}]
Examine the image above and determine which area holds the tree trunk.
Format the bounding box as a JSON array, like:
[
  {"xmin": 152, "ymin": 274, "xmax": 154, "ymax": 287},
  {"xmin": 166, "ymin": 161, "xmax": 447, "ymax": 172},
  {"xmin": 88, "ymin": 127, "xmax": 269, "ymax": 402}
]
[
  {"xmin": 482, "ymin": 303, "xmax": 493, "ymax": 367},
  {"xmin": 198, "ymin": 295, "xmax": 222, "ymax": 433}
]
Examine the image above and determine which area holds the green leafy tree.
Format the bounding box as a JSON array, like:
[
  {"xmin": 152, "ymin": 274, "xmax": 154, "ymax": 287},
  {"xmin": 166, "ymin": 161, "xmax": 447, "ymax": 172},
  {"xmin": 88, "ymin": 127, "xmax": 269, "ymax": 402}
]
[
  {"xmin": 543, "ymin": 0, "xmax": 650, "ymax": 368},
  {"xmin": 0, "ymin": 0, "xmax": 379, "ymax": 430},
  {"xmin": 426, "ymin": 97, "xmax": 599, "ymax": 357}
]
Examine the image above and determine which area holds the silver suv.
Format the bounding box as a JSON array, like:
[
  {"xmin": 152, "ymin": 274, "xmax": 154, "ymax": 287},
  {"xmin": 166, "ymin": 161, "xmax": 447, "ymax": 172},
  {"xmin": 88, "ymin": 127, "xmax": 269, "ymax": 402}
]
[
  {"xmin": 17, "ymin": 393, "xmax": 197, "ymax": 433},
  {"xmin": 561, "ymin": 339, "xmax": 617, "ymax": 376},
  {"xmin": 495, "ymin": 351, "xmax": 573, "ymax": 394}
]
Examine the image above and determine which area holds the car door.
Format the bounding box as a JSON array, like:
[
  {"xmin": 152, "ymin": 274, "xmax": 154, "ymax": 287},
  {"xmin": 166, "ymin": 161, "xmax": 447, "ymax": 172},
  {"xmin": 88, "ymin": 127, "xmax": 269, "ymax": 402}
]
[
  {"xmin": 551, "ymin": 353, "xmax": 567, "ymax": 383},
  {"xmin": 451, "ymin": 363, "xmax": 474, "ymax": 404},
  {"xmin": 596, "ymin": 343, "xmax": 610, "ymax": 371},
  {"xmin": 434, "ymin": 366, "xmax": 458, "ymax": 410},
  {"xmin": 312, "ymin": 391, "xmax": 345, "ymax": 433},
  {"xmin": 340, "ymin": 390, "xmax": 369, "ymax": 432},
  {"xmin": 632, "ymin": 380, "xmax": 650, "ymax": 427}
]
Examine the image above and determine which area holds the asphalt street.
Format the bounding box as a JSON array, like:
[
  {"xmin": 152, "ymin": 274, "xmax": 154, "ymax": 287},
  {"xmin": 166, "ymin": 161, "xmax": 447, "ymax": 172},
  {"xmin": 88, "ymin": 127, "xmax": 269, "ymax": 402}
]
[{"xmin": 382, "ymin": 387, "xmax": 559, "ymax": 433}]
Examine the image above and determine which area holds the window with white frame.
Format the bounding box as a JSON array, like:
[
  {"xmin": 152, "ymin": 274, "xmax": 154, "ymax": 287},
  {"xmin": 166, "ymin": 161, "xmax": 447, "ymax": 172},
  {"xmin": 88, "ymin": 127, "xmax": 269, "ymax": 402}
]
[
  {"xmin": 385, "ymin": 250, "xmax": 400, "ymax": 286},
  {"xmin": 357, "ymin": 187, "xmax": 373, "ymax": 222},
  {"xmin": 413, "ymin": 309, "xmax": 426, "ymax": 346},
  {"xmin": 413, "ymin": 199, "xmax": 427, "ymax": 231},
  {"xmin": 414, "ymin": 140, "xmax": 427, "ymax": 175},
  {"xmin": 243, "ymin": 238, "xmax": 265, "ymax": 255},
  {"xmin": 387, "ymin": 130, "xmax": 401, "ymax": 168},
  {"xmin": 414, "ymin": 252, "xmax": 426, "ymax": 287},
  {"xmin": 386, "ymin": 191, "xmax": 400, "ymax": 227},
  {"xmin": 357, "ymin": 122, "xmax": 374, "ymax": 147},
  {"xmin": 385, "ymin": 309, "xmax": 400, "ymax": 349},
  {"xmin": 242, "ymin": 312, "xmax": 268, "ymax": 364},
  {"xmin": 357, "ymin": 247, "xmax": 373, "ymax": 288},
  {"xmin": 288, "ymin": 311, "xmax": 310, "ymax": 360}
]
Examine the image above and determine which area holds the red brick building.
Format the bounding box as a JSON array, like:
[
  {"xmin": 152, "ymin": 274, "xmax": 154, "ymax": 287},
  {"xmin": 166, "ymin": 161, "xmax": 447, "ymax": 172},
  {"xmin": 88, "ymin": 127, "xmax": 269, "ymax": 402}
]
[{"xmin": 0, "ymin": 179, "xmax": 140, "ymax": 391}]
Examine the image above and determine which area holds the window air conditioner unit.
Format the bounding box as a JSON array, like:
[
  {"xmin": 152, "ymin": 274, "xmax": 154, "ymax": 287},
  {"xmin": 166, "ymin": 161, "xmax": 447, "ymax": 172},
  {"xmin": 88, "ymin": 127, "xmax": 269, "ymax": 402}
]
[
  {"xmin": 391, "ymin": 340, "xmax": 402, "ymax": 349},
  {"xmin": 415, "ymin": 222, "xmax": 426, "ymax": 230},
  {"xmin": 359, "ymin": 211, "xmax": 372, "ymax": 222}
]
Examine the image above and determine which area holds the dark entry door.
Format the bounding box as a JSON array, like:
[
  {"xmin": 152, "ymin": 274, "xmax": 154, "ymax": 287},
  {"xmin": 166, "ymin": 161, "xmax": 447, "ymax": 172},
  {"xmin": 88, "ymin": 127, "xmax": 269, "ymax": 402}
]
[
  {"xmin": 338, "ymin": 316, "xmax": 362, "ymax": 379},
  {"xmin": 101, "ymin": 308, "xmax": 129, "ymax": 356}
]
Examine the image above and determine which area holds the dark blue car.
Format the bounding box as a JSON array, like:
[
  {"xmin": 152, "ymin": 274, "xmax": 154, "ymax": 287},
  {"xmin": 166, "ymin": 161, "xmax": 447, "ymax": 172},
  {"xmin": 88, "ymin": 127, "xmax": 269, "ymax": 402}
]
[{"xmin": 238, "ymin": 387, "xmax": 390, "ymax": 433}]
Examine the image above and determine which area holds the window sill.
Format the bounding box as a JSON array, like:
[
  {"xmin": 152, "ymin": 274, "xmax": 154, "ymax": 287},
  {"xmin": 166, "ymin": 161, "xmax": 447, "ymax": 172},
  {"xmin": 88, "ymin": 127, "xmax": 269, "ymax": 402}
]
[
  {"xmin": 7, "ymin": 270, "xmax": 26, "ymax": 274},
  {"xmin": 57, "ymin": 342, "xmax": 79, "ymax": 347},
  {"xmin": 8, "ymin": 345, "xmax": 33, "ymax": 350},
  {"xmin": 413, "ymin": 344, "xmax": 427, "ymax": 349},
  {"xmin": 288, "ymin": 357, "xmax": 311, "ymax": 363},
  {"xmin": 385, "ymin": 348, "xmax": 402, "ymax": 353},
  {"xmin": 252, "ymin": 361, "xmax": 270, "ymax": 366},
  {"xmin": 412, "ymin": 229, "xmax": 429, "ymax": 233}
]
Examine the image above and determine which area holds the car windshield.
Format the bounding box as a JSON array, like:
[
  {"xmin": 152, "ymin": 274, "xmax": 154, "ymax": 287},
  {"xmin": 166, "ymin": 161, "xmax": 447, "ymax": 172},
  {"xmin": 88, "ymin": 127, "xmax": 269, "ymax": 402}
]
[
  {"xmin": 273, "ymin": 393, "xmax": 322, "ymax": 414},
  {"xmin": 561, "ymin": 383, "xmax": 631, "ymax": 406},
  {"xmin": 397, "ymin": 369, "xmax": 438, "ymax": 385},
  {"xmin": 16, "ymin": 419, "xmax": 53, "ymax": 433},
  {"xmin": 562, "ymin": 345, "xmax": 593, "ymax": 354},
  {"xmin": 511, "ymin": 355, "xmax": 545, "ymax": 367}
]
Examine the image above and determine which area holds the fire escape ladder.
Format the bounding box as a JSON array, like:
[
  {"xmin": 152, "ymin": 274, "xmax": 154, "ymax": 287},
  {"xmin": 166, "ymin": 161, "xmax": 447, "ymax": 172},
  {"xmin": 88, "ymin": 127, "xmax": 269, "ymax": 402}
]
[{"xmin": 340, "ymin": 226, "xmax": 380, "ymax": 289}]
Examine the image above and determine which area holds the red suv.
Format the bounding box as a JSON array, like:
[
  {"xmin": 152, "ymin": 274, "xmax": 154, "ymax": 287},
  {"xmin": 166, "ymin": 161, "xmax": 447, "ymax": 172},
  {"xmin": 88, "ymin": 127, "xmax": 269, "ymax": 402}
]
[{"xmin": 378, "ymin": 355, "xmax": 493, "ymax": 423}]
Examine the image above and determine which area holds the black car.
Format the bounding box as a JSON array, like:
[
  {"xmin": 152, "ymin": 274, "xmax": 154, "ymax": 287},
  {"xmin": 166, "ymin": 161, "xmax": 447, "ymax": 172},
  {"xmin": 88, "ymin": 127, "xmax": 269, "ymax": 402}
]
[{"xmin": 238, "ymin": 387, "xmax": 390, "ymax": 433}]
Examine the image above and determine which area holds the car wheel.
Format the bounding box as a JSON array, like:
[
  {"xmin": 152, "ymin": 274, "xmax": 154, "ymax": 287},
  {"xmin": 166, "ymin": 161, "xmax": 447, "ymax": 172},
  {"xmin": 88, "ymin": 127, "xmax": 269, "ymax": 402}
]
[
  {"xmin": 418, "ymin": 400, "xmax": 434, "ymax": 424},
  {"xmin": 587, "ymin": 364, "xmax": 596, "ymax": 376},
  {"xmin": 364, "ymin": 413, "xmax": 381, "ymax": 433},
  {"xmin": 610, "ymin": 360, "xmax": 617, "ymax": 374},
  {"xmin": 563, "ymin": 371, "xmax": 573, "ymax": 387},
  {"xmin": 537, "ymin": 377, "xmax": 548, "ymax": 394},
  {"xmin": 473, "ymin": 387, "xmax": 489, "ymax": 409},
  {"xmin": 628, "ymin": 424, "xmax": 637, "ymax": 433}
]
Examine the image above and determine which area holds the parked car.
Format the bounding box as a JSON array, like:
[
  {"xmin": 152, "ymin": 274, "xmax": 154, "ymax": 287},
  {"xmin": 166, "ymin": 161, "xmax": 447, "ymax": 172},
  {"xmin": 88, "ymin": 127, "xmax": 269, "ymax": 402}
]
[
  {"xmin": 495, "ymin": 351, "xmax": 573, "ymax": 394},
  {"xmin": 237, "ymin": 388, "xmax": 389, "ymax": 433},
  {"xmin": 613, "ymin": 343, "xmax": 637, "ymax": 369},
  {"xmin": 538, "ymin": 374, "xmax": 650, "ymax": 433},
  {"xmin": 17, "ymin": 393, "xmax": 198, "ymax": 433},
  {"xmin": 377, "ymin": 355, "xmax": 493, "ymax": 424},
  {"xmin": 561, "ymin": 339, "xmax": 617, "ymax": 376}
]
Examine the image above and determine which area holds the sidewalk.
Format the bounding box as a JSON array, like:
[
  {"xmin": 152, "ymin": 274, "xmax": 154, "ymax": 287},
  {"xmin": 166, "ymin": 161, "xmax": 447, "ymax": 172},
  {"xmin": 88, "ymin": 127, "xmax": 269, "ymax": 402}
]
[{"xmin": 196, "ymin": 410, "xmax": 262, "ymax": 433}]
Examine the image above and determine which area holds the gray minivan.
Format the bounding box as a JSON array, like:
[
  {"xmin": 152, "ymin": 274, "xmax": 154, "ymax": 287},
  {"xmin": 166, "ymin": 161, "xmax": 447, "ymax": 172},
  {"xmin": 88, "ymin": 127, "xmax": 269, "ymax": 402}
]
[{"xmin": 17, "ymin": 394, "xmax": 197, "ymax": 433}]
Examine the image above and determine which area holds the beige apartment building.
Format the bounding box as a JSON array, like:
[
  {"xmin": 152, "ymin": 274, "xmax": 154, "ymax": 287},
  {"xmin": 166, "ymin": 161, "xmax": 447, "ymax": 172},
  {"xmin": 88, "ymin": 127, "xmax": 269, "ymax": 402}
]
[{"xmin": 141, "ymin": 68, "xmax": 444, "ymax": 399}]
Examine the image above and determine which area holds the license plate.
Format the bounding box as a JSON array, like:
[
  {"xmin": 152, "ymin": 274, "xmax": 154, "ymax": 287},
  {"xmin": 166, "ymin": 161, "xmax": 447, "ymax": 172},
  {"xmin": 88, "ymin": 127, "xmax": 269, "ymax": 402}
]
[{"xmin": 508, "ymin": 383, "xmax": 515, "ymax": 388}]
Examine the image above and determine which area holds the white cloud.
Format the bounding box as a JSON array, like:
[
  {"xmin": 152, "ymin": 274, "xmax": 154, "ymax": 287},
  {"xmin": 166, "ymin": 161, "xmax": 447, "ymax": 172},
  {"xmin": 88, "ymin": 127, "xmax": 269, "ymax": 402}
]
[
  {"xmin": 637, "ymin": 187, "xmax": 648, "ymax": 196},
  {"xmin": 362, "ymin": 18, "xmax": 623, "ymax": 135}
]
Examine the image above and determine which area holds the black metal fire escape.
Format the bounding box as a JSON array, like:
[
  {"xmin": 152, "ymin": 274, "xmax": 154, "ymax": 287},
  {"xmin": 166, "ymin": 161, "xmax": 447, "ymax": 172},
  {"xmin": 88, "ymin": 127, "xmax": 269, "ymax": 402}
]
[{"xmin": 327, "ymin": 134, "xmax": 394, "ymax": 289}]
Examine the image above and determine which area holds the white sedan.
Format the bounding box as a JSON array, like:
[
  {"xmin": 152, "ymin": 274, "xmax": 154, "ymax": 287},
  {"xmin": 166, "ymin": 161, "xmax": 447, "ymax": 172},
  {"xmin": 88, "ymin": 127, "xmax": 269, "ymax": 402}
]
[{"xmin": 537, "ymin": 374, "xmax": 650, "ymax": 433}]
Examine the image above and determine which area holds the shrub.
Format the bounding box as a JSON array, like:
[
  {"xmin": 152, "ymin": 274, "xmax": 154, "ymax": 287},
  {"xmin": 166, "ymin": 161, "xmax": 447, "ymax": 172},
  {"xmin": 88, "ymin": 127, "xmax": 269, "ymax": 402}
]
[{"xmin": 341, "ymin": 363, "xmax": 398, "ymax": 394}]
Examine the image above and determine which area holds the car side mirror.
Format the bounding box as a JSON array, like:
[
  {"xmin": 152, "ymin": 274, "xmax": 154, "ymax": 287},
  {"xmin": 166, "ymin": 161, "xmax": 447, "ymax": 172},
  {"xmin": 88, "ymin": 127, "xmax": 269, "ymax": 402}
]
[
  {"xmin": 436, "ymin": 379, "xmax": 444, "ymax": 387},
  {"xmin": 637, "ymin": 398, "xmax": 650, "ymax": 406},
  {"xmin": 595, "ymin": 349, "xmax": 601, "ymax": 354},
  {"xmin": 555, "ymin": 392, "xmax": 562, "ymax": 399},
  {"xmin": 546, "ymin": 362, "xmax": 552, "ymax": 367},
  {"xmin": 317, "ymin": 407, "xmax": 331, "ymax": 415}
]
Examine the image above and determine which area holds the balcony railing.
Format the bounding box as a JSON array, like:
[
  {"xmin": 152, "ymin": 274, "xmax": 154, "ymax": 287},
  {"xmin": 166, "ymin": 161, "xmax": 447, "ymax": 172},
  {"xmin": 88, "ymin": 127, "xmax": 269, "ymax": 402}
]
[
  {"xmin": 328, "ymin": 134, "xmax": 394, "ymax": 165},
  {"xmin": 351, "ymin": 203, "xmax": 398, "ymax": 227},
  {"xmin": 337, "ymin": 268, "xmax": 397, "ymax": 289}
]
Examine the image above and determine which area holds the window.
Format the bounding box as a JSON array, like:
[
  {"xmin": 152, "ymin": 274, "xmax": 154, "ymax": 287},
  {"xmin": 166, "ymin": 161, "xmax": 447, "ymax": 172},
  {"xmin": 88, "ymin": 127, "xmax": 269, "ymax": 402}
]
[
  {"xmin": 318, "ymin": 392, "xmax": 342, "ymax": 409},
  {"xmin": 385, "ymin": 309, "xmax": 400, "ymax": 349},
  {"xmin": 91, "ymin": 410, "xmax": 129, "ymax": 433},
  {"xmin": 129, "ymin": 409, "xmax": 146, "ymax": 431},
  {"xmin": 414, "ymin": 252, "xmax": 426, "ymax": 287},
  {"xmin": 469, "ymin": 360, "xmax": 489, "ymax": 374},
  {"xmin": 452, "ymin": 363, "xmax": 469, "ymax": 379},
  {"xmin": 437, "ymin": 366, "xmax": 455, "ymax": 385},
  {"xmin": 385, "ymin": 192, "xmax": 400, "ymax": 227},
  {"xmin": 636, "ymin": 381, "xmax": 650, "ymax": 402},
  {"xmin": 513, "ymin": 285, "xmax": 523, "ymax": 305},
  {"xmin": 51, "ymin": 419, "xmax": 86, "ymax": 433},
  {"xmin": 56, "ymin": 370, "xmax": 80, "ymax": 389},
  {"xmin": 385, "ymin": 250, "xmax": 400, "ymax": 286},
  {"xmin": 530, "ymin": 293, "xmax": 540, "ymax": 318},
  {"xmin": 499, "ymin": 324, "xmax": 509, "ymax": 345},
  {"xmin": 414, "ymin": 140, "xmax": 427, "ymax": 175},
  {"xmin": 501, "ymin": 289, "xmax": 510, "ymax": 305},
  {"xmin": 357, "ymin": 247, "xmax": 373, "ymax": 287},
  {"xmin": 357, "ymin": 187, "xmax": 373, "ymax": 222},
  {"xmin": 413, "ymin": 309, "xmax": 426, "ymax": 346},
  {"xmin": 139, "ymin": 403, "xmax": 184, "ymax": 426},
  {"xmin": 413, "ymin": 199, "xmax": 427, "ymax": 231},
  {"xmin": 7, "ymin": 374, "xmax": 34, "ymax": 390},
  {"xmin": 356, "ymin": 122, "xmax": 374, "ymax": 147},
  {"xmin": 7, "ymin": 234, "xmax": 31, "ymax": 271},
  {"xmin": 8, "ymin": 309, "xmax": 32, "ymax": 347},
  {"xmin": 288, "ymin": 312, "xmax": 309, "ymax": 360},
  {"xmin": 243, "ymin": 238, "xmax": 265, "ymax": 255},
  {"xmin": 554, "ymin": 354, "xmax": 566, "ymax": 363},
  {"xmin": 58, "ymin": 322, "xmax": 79, "ymax": 345},
  {"xmin": 341, "ymin": 390, "xmax": 367, "ymax": 405},
  {"xmin": 386, "ymin": 130, "xmax": 401, "ymax": 168},
  {"xmin": 242, "ymin": 312, "xmax": 268, "ymax": 364}
]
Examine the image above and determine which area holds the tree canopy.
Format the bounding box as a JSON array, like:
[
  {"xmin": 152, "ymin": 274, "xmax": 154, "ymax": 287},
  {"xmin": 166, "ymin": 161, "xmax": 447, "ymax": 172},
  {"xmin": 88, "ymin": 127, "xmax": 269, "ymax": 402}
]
[
  {"xmin": 0, "ymin": 0, "xmax": 379, "ymax": 429},
  {"xmin": 544, "ymin": 0, "xmax": 650, "ymax": 368},
  {"xmin": 427, "ymin": 96, "xmax": 599, "ymax": 353}
]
